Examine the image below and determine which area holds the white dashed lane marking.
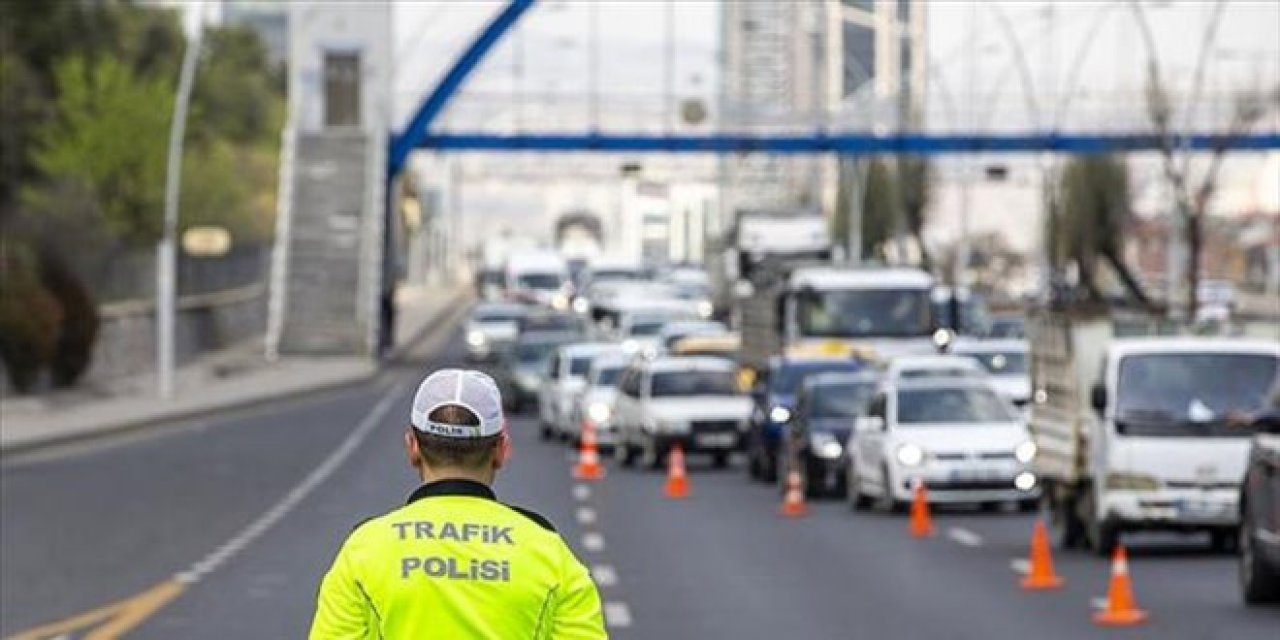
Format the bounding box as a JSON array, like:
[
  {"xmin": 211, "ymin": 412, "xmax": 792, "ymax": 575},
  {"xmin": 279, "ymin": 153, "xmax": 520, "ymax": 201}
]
[
  {"xmin": 591, "ymin": 564, "xmax": 618, "ymax": 587},
  {"xmin": 576, "ymin": 507, "xmax": 597, "ymax": 525},
  {"xmin": 582, "ymin": 532, "xmax": 606, "ymax": 552},
  {"xmin": 947, "ymin": 527, "xmax": 984, "ymax": 547},
  {"xmin": 604, "ymin": 602, "xmax": 633, "ymax": 628},
  {"xmin": 572, "ymin": 484, "xmax": 592, "ymax": 501},
  {"xmin": 1009, "ymin": 558, "xmax": 1031, "ymax": 575}
]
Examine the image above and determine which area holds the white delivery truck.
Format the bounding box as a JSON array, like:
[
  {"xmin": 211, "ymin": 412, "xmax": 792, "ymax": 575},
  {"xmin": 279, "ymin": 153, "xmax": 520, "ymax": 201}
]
[
  {"xmin": 505, "ymin": 251, "xmax": 571, "ymax": 310},
  {"xmin": 1028, "ymin": 308, "xmax": 1280, "ymax": 555},
  {"xmin": 709, "ymin": 211, "xmax": 832, "ymax": 320}
]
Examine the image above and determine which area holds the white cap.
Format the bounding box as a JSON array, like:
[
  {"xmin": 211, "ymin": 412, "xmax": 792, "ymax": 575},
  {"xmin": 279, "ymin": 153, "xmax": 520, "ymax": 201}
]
[{"xmin": 410, "ymin": 369, "xmax": 504, "ymax": 438}]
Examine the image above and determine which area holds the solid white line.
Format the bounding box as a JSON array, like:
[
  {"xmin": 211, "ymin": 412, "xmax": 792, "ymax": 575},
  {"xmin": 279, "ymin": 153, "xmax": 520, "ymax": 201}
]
[
  {"xmin": 174, "ymin": 381, "xmax": 408, "ymax": 584},
  {"xmin": 592, "ymin": 564, "xmax": 618, "ymax": 587},
  {"xmin": 603, "ymin": 602, "xmax": 633, "ymax": 628},
  {"xmin": 947, "ymin": 527, "xmax": 984, "ymax": 547},
  {"xmin": 572, "ymin": 484, "xmax": 592, "ymax": 501},
  {"xmin": 1009, "ymin": 558, "xmax": 1031, "ymax": 576},
  {"xmin": 582, "ymin": 532, "xmax": 606, "ymax": 552},
  {"xmin": 576, "ymin": 507, "xmax": 597, "ymax": 525}
]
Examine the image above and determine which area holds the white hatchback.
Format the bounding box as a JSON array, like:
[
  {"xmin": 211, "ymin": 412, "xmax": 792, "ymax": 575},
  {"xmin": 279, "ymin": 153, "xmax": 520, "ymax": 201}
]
[
  {"xmin": 612, "ymin": 357, "xmax": 752, "ymax": 469},
  {"xmin": 537, "ymin": 343, "xmax": 622, "ymax": 440},
  {"xmin": 846, "ymin": 378, "xmax": 1039, "ymax": 511}
]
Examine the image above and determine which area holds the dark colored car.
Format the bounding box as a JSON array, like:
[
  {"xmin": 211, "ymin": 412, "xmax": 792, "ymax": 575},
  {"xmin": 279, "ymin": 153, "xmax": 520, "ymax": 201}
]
[
  {"xmin": 1241, "ymin": 409, "xmax": 1280, "ymax": 604},
  {"xmin": 780, "ymin": 372, "xmax": 879, "ymax": 498},
  {"xmin": 493, "ymin": 331, "xmax": 577, "ymax": 413},
  {"xmin": 746, "ymin": 356, "xmax": 865, "ymax": 482}
]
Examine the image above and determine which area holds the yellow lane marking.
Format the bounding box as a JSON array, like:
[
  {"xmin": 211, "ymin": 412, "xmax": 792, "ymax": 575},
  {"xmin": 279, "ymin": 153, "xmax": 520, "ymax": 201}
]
[{"xmin": 6, "ymin": 579, "xmax": 185, "ymax": 640}]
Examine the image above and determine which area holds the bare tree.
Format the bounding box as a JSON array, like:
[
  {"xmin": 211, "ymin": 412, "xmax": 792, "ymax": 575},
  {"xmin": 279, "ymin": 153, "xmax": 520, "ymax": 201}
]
[
  {"xmin": 897, "ymin": 157, "xmax": 933, "ymax": 272},
  {"xmin": 1130, "ymin": 0, "xmax": 1280, "ymax": 318}
]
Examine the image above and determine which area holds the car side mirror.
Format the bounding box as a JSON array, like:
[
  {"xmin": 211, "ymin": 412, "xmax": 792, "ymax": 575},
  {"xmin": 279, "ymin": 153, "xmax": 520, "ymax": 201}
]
[
  {"xmin": 1090, "ymin": 384, "xmax": 1107, "ymax": 414},
  {"xmin": 1252, "ymin": 410, "xmax": 1280, "ymax": 434},
  {"xmin": 855, "ymin": 416, "xmax": 884, "ymax": 433}
]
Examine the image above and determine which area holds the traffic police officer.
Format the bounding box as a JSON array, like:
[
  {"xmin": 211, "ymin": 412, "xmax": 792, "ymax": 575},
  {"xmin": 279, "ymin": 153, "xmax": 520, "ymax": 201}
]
[{"xmin": 309, "ymin": 368, "xmax": 607, "ymax": 638}]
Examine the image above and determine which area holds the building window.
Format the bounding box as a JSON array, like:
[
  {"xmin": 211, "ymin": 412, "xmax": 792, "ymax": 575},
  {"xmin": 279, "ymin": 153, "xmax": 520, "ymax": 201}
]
[
  {"xmin": 323, "ymin": 51, "xmax": 361, "ymax": 128},
  {"xmin": 842, "ymin": 22, "xmax": 875, "ymax": 97},
  {"xmin": 898, "ymin": 0, "xmax": 912, "ymax": 23}
]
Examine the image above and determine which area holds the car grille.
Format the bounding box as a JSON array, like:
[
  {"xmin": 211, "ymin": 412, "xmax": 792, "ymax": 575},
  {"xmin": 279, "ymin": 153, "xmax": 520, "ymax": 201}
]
[
  {"xmin": 691, "ymin": 420, "xmax": 738, "ymax": 433},
  {"xmin": 924, "ymin": 479, "xmax": 1016, "ymax": 491},
  {"xmin": 932, "ymin": 451, "xmax": 1015, "ymax": 462},
  {"xmin": 1164, "ymin": 480, "xmax": 1239, "ymax": 491}
]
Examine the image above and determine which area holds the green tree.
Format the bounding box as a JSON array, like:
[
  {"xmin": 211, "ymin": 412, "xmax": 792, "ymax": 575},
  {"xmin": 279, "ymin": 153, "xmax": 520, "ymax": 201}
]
[
  {"xmin": 25, "ymin": 55, "xmax": 174, "ymax": 245},
  {"xmin": 834, "ymin": 158, "xmax": 897, "ymax": 260}
]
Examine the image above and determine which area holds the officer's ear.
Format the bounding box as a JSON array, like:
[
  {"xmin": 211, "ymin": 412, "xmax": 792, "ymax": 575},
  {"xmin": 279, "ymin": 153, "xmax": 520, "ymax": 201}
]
[
  {"xmin": 405, "ymin": 428, "xmax": 424, "ymax": 469},
  {"xmin": 493, "ymin": 428, "xmax": 511, "ymax": 471}
]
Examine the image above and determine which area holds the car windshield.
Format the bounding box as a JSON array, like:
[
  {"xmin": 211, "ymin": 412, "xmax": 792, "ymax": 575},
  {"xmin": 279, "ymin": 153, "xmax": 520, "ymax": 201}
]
[
  {"xmin": 480, "ymin": 271, "xmax": 504, "ymax": 285},
  {"xmin": 516, "ymin": 341, "xmax": 564, "ymax": 364},
  {"xmin": 593, "ymin": 269, "xmax": 641, "ymax": 282},
  {"xmin": 899, "ymin": 368, "xmax": 982, "ymax": 380},
  {"xmin": 516, "ymin": 273, "xmax": 563, "ymax": 290},
  {"xmin": 797, "ymin": 289, "xmax": 932, "ymax": 338},
  {"xmin": 629, "ymin": 321, "xmax": 666, "ymax": 336},
  {"xmin": 651, "ymin": 370, "xmax": 739, "ymax": 397},
  {"xmin": 593, "ymin": 366, "xmax": 624, "ymax": 387},
  {"xmin": 569, "ymin": 356, "xmax": 594, "ymax": 377},
  {"xmin": 522, "ymin": 315, "xmax": 578, "ymax": 333},
  {"xmin": 987, "ymin": 318, "xmax": 1025, "ymax": 339},
  {"xmin": 474, "ymin": 309, "xmax": 523, "ymax": 323},
  {"xmin": 1116, "ymin": 353, "xmax": 1279, "ymax": 437},
  {"xmin": 962, "ymin": 351, "xmax": 1027, "ymax": 375},
  {"xmin": 896, "ymin": 387, "xmax": 1017, "ymax": 424},
  {"xmin": 770, "ymin": 362, "xmax": 861, "ymax": 395},
  {"xmin": 811, "ymin": 382, "xmax": 876, "ymax": 419}
]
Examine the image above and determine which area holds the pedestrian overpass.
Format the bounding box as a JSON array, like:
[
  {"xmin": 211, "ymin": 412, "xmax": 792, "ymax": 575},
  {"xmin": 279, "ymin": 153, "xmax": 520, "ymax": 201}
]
[{"xmin": 268, "ymin": 0, "xmax": 1280, "ymax": 359}]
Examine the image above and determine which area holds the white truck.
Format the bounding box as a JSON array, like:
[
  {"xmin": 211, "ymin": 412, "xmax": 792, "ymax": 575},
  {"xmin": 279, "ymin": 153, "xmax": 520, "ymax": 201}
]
[
  {"xmin": 737, "ymin": 265, "xmax": 939, "ymax": 374},
  {"xmin": 709, "ymin": 211, "xmax": 832, "ymax": 320},
  {"xmin": 1028, "ymin": 309, "xmax": 1280, "ymax": 555}
]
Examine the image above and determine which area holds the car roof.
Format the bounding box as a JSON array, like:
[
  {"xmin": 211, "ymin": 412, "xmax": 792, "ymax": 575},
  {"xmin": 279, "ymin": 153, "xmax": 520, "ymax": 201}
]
[
  {"xmin": 1108, "ymin": 337, "xmax": 1280, "ymax": 358},
  {"xmin": 804, "ymin": 371, "xmax": 881, "ymax": 389},
  {"xmin": 472, "ymin": 302, "xmax": 527, "ymax": 315},
  {"xmin": 642, "ymin": 356, "xmax": 737, "ymax": 373},
  {"xmin": 789, "ymin": 266, "xmax": 933, "ymax": 290},
  {"xmin": 589, "ymin": 353, "xmax": 635, "ymax": 370},
  {"xmin": 771, "ymin": 356, "xmax": 864, "ymax": 371},
  {"xmin": 951, "ymin": 338, "xmax": 1028, "ymax": 353},
  {"xmin": 558, "ymin": 342, "xmax": 620, "ymax": 358},
  {"xmin": 888, "ymin": 377, "xmax": 1003, "ymax": 393},
  {"xmin": 887, "ymin": 355, "xmax": 984, "ymax": 371}
]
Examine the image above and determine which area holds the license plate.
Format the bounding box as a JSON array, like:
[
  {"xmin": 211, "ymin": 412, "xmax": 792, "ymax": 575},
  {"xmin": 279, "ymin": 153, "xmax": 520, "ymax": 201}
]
[
  {"xmin": 1175, "ymin": 499, "xmax": 1227, "ymax": 519},
  {"xmin": 949, "ymin": 467, "xmax": 1002, "ymax": 481},
  {"xmin": 695, "ymin": 433, "xmax": 736, "ymax": 448}
]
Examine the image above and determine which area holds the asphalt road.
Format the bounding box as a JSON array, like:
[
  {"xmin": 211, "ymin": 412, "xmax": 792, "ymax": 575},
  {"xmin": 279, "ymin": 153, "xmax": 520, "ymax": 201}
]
[{"xmin": 2, "ymin": 319, "xmax": 1277, "ymax": 639}]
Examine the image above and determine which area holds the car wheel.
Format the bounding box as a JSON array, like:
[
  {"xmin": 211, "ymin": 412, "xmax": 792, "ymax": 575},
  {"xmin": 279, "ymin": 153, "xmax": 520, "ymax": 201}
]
[
  {"xmin": 1088, "ymin": 518, "xmax": 1120, "ymax": 557},
  {"xmin": 712, "ymin": 452, "xmax": 730, "ymax": 469},
  {"xmin": 746, "ymin": 436, "xmax": 762, "ymax": 480},
  {"xmin": 761, "ymin": 442, "xmax": 779, "ymax": 484},
  {"xmin": 848, "ymin": 463, "xmax": 872, "ymax": 511},
  {"xmin": 1210, "ymin": 528, "xmax": 1237, "ymax": 554},
  {"xmin": 615, "ymin": 437, "xmax": 637, "ymax": 468},
  {"xmin": 1241, "ymin": 511, "xmax": 1280, "ymax": 604}
]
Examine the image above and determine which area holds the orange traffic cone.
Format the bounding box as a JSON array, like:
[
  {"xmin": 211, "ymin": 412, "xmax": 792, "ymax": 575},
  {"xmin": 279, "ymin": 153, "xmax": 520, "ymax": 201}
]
[
  {"xmin": 1093, "ymin": 545, "xmax": 1148, "ymax": 626},
  {"xmin": 663, "ymin": 444, "xmax": 690, "ymax": 499},
  {"xmin": 572, "ymin": 421, "xmax": 606, "ymax": 481},
  {"xmin": 1021, "ymin": 519, "xmax": 1065, "ymax": 590},
  {"xmin": 908, "ymin": 481, "xmax": 935, "ymax": 538},
  {"xmin": 779, "ymin": 469, "xmax": 808, "ymax": 517}
]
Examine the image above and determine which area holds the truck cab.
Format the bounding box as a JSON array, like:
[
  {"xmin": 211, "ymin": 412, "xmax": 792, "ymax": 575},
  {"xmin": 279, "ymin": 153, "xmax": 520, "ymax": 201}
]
[{"xmin": 1030, "ymin": 311, "xmax": 1280, "ymax": 554}]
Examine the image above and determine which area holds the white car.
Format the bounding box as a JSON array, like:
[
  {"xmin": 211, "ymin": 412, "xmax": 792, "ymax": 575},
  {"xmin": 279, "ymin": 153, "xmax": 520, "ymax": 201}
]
[
  {"xmin": 567, "ymin": 354, "xmax": 633, "ymax": 447},
  {"xmin": 846, "ymin": 378, "xmax": 1039, "ymax": 511},
  {"xmin": 883, "ymin": 354, "xmax": 987, "ymax": 383},
  {"xmin": 610, "ymin": 302, "xmax": 701, "ymax": 357},
  {"xmin": 612, "ymin": 357, "xmax": 752, "ymax": 469},
  {"xmin": 951, "ymin": 339, "xmax": 1031, "ymax": 408},
  {"xmin": 537, "ymin": 342, "xmax": 621, "ymax": 440},
  {"xmin": 464, "ymin": 302, "xmax": 527, "ymax": 362}
]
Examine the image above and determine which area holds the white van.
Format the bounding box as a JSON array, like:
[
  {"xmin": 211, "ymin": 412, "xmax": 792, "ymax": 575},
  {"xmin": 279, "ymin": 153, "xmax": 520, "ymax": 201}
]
[{"xmin": 505, "ymin": 251, "xmax": 571, "ymax": 310}]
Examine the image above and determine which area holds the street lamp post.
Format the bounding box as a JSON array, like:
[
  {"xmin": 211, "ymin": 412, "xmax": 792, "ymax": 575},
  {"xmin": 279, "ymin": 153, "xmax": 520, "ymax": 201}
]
[{"xmin": 157, "ymin": 7, "xmax": 204, "ymax": 399}]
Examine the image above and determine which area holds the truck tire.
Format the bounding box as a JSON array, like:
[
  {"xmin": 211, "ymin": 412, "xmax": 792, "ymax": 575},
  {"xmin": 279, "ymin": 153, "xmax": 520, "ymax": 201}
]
[
  {"xmin": 712, "ymin": 452, "xmax": 730, "ymax": 469},
  {"xmin": 1241, "ymin": 515, "xmax": 1280, "ymax": 604},
  {"xmin": 615, "ymin": 438, "xmax": 637, "ymax": 467},
  {"xmin": 848, "ymin": 463, "xmax": 872, "ymax": 511}
]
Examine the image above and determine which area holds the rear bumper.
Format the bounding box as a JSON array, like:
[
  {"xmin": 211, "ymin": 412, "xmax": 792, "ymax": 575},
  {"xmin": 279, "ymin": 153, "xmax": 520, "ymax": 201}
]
[
  {"xmin": 652, "ymin": 430, "xmax": 742, "ymax": 454},
  {"xmin": 895, "ymin": 476, "xmax": 1040, "ymax": 503}
]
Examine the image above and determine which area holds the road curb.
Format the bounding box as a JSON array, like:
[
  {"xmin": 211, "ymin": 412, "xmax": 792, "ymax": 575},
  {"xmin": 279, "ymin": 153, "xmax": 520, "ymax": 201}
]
[{"xmin": 0, "ymin": 288, "xmax": 469, "ymax": 458}]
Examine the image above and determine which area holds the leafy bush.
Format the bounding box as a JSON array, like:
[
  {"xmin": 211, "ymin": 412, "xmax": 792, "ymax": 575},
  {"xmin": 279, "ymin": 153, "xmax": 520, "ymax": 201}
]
[{"xmin": 0, "ymin": 244, "xmax": 63, "ymax": 392}]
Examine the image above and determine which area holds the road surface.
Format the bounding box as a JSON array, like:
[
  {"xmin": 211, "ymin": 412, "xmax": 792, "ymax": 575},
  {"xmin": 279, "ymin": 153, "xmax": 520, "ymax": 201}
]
[{"xmin": 2, "ymin": 320, "xmax": 1276, "ymax": 639}]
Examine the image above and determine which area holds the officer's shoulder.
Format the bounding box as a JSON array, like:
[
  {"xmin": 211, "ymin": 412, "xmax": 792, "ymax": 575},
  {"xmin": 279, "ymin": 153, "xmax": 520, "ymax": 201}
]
[{"xmin": 501, "ymin": 503, "xmax": 558, "ymax": 533}]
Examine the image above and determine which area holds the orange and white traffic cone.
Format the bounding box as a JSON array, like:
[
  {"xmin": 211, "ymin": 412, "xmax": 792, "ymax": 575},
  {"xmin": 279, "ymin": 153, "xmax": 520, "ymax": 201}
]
[
  {"xmin": 1093, "ymin": 545, "xmax": 1148, "ymax": 626},
  {"xmin": 663, "ymin": 444, "xmax": 690, "ymax": 499},
  {"xmin": 572, "ymin": 421, "xmax": 606, "ymax": 481},
  {"xmin": 1021, "ymin": 519, "xmax": 1065, "ymax": 590},
  {"xmin": 779, "ymin": 469, "xmax": 808, "ymax": 517},
  {"xmin": 908, "ymin": 481, "xmax": 935, "ymax": 538}
]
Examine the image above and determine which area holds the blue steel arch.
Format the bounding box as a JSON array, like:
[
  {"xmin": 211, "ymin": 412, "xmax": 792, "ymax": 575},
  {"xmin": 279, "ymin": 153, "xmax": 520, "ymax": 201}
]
[{"xmin": 390, "ymin": 0, "xmax": 1280, "ymax": 175}]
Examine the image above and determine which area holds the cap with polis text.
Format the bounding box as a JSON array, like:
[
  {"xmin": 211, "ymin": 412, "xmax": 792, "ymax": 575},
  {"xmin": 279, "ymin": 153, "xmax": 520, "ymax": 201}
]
[{"xmin": 410, "ymin": 369, "xmax": 504, "ymax": 438}]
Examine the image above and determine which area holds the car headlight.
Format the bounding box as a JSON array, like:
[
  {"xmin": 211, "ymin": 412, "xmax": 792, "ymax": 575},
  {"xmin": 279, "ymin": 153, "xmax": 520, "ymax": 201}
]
[
  {"xmin": 810, "ymin": 432, "xmax": 843, "ymax": 459},
  {"xmin": 1104, "ymin": 472, "xmax": 1161, "ymax": 491},
  {"xmin": 467, "ymin": 330, "xmax": 486, "ymax": 347},
  {"xmin": 895, "ymin": 443, "xmax": 925, "ymax": 467},
  {"xmin": 572, "ymin": 297, "xmax": 590, "ymax": 314},
  {"xmin": 769, "ymin": 405, "xmax": 792, "ymax": 423},
  {"xmin": 587, "ymin": 402, "xmax": 611, "ymax": 423},
  {"xmin": 1014, "ymin": 440, "xmax": 1037, "ymax": 464},
  {"xmin": 552, "ymin": 294, "xmax": 570, "ymax": 311},
  {"xmin": 697, "ymin": 300, "xmax": 714, "ymax": 319},
  {"xmin": 1014, "ymin": 472, "xmax": 1037, "ymax": 492}
]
